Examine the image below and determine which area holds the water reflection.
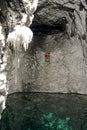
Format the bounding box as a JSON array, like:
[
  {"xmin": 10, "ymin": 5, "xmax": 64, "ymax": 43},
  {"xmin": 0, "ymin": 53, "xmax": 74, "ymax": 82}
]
[{"xmin": 0, "ymin": 93, "xmax": 87, "ymax": 130}]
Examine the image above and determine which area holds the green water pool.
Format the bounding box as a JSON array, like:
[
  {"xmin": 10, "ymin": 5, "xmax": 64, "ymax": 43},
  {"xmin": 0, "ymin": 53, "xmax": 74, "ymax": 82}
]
[{"xmin": 1, "ymin": 93, "xmax": 87, "ymax": 130}]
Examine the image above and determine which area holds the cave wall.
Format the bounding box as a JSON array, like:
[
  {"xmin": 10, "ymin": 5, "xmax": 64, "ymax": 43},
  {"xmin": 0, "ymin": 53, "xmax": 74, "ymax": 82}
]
[
  {"xmin": 1, "ymin": 0, "xmax": 87, "ymax": 94},
  {"xmin": 0, "ymin": 0, "xmax": 38, "ymax": 118},
  {"xmin": 7, "ymin": 0, "xmax": 87, "ymax": 94},
  {"xmin": 8, "ymin": 34, "xmax": 87, "ymax": 94}
]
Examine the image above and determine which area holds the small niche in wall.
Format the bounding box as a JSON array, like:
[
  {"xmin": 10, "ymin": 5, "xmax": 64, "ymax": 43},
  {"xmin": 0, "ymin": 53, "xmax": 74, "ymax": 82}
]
[{"xmin": 45, "ymin": 52, "xmax": 50, "ymax": 62}]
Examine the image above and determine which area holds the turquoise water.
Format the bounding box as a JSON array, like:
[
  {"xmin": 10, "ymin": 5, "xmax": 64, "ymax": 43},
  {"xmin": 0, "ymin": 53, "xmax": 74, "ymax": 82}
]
[{"xmin": 1, "ymin": 93, "xmax": 87, "ymax": 130}]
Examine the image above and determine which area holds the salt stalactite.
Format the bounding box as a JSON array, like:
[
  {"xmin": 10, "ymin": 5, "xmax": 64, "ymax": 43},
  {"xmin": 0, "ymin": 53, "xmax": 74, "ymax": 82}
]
[
  {"xmin": 0, "ymin": 24, "xmax": 8, "ymax": 119},
  {"xmin": 7, "ymin": 25, "xmax": 33, "ymax": 51},
  {"xmin": 7, "ymin": 0, "xmax": 38, "ymax": 51},
  {"xmin": 7, "ymin": 25, "xmax": 33, "ymax": 85}
]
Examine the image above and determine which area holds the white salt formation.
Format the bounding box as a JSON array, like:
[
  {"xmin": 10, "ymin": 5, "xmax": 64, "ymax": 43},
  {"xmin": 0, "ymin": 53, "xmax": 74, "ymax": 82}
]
[
  {"xmin": 7, "ymin": 0, "xmax": 38, "ymax": 51},
  {"xmin": 7, "ymin": 25, "xmax": 33, "ymax": 51},
  {"xmin": 0, "ymin": 24, "xmax": 7, "ymax": 119},
  {"xmin": 0, "ymin": 95, "xmax": 6, "ymax": 119}
]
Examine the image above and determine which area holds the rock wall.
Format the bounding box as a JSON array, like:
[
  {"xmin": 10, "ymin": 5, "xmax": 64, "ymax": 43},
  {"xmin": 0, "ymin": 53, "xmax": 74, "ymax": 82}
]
[
  {"xmin": 7, "ymin": 0, "xmax": 87, "ymax": 94},
  {"xmin": 1, "ymin": 0, "xmax": 87, "ymax": 95},
  {"xmin": 0, "ymin": 0, "xmax": 38, "ymax": 118}
]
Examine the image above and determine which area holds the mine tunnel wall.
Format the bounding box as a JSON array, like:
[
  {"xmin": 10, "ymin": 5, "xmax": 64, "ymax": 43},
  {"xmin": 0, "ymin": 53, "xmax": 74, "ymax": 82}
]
[{"xmin": 1, "ymin": 0, "xmax": 87, "ymax": 94}]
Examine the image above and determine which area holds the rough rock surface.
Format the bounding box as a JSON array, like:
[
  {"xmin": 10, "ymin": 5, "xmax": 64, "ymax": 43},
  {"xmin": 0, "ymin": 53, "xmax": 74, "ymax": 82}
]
[
  {"xmin": 0, "ymin": 0, "xmax": 38, "ymax": 118},
  {"xmin": 1, "ymin": 0, "xmax": 87, "ymax": 95},
  {"xmin": 7, "ymin": 0, "xmax": 87, "ymax": 94}
]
